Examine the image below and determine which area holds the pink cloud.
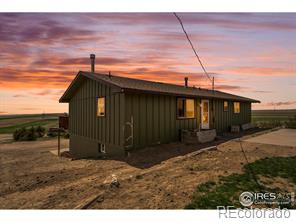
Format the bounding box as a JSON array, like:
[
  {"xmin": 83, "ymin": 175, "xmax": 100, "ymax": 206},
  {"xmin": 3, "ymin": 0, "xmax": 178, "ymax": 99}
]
[
  {"xmin": 265, "ymin": 101, "xmax": 296, "ymax": 107},
  {"xmin": 83, "ymin": 13, "xmax": 296, "ymax": 31},
  {"xmin": 228, "ymin": 67, "xmax": 296, "ymax": 77}
]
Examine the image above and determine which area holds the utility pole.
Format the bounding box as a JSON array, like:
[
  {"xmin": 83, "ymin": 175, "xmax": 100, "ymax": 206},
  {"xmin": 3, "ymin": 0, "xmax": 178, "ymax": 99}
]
[{"xmin": 212, "ymin": 77, "xmax": 215, "ymax": 92}]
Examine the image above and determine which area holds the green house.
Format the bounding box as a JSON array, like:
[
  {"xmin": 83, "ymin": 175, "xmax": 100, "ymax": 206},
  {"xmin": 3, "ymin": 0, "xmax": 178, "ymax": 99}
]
[{"xmin": 60, "ymin": 57, "xmax": 259, "ymax": 158}]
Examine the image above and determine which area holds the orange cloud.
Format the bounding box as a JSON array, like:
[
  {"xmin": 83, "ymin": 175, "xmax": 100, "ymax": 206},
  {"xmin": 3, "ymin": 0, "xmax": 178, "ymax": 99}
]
[{"xmin": 228, "ymin": 67, "xmax": 296, "ymax": 76}]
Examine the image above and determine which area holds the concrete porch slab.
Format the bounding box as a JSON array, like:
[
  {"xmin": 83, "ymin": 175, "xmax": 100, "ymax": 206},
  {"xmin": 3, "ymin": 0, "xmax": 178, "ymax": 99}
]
[{"xmin": 244, "ymin": 128, "xmax": 296, "ymax": 147}]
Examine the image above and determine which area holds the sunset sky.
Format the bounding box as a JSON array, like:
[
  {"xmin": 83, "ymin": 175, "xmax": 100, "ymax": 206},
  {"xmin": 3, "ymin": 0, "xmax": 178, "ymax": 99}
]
[{"xmin": 0, "ymin": 13, "xmax": 295, "ymax": 114}]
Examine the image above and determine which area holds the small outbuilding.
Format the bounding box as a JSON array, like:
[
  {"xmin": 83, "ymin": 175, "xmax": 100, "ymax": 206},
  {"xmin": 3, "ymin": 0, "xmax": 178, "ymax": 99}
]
[{"xmin": 59, "ymin": 55, "xmax": 260, "ymax": 158}]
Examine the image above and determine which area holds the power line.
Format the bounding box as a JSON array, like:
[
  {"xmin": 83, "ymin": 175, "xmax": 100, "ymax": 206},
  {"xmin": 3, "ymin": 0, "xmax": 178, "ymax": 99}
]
[
  {"xmin": 173, "ymin": 13, "xmax": 212, "ymax": 83},
  {"xmin": 173, "ymin": 14, "xmax": 262, "ymax": 191}
]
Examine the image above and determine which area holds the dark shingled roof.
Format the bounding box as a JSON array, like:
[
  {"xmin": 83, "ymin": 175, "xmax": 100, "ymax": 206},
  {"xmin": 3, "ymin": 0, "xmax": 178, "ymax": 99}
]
[{"xmin": 59, "ymin": 71, "xmax": 260, "ymax": 103}]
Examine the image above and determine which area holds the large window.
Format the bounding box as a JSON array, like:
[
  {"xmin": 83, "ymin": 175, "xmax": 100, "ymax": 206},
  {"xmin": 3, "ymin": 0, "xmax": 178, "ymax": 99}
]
[
  {"xmin": 224, "ymin": 101, "xmax": 229, "ymax": 111},
  {"xmin": 234, "ymin": 102, "xmax": 240, "ymax": 114},
  {"xmin": 177, "ymin": 98, "xmax": 195, "ymax": 118},
  {"xmin": 97, "ymin": 97, "xmax": 105, "ymax": 117}
]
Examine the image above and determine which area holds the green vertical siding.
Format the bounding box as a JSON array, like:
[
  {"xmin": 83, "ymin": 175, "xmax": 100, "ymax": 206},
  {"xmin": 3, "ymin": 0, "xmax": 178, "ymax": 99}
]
[
  {"xmin": 124, "ymin": 93, "xmax": 252, "ymax": 150},
  {"xmin": 212, "ymin": 100, "xmax": 251, "ymax": 132},
  {"xmin": 124, "ymin": 93, "xmax": 197, "ymax": 150},
  {"xmin": 69, "ymin": 78, "xmax": 125, "ymax": 148}
]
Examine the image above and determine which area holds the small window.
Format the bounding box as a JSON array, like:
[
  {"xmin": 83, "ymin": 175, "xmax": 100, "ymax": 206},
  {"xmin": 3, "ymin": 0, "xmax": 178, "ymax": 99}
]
[
  {"xmin": 97, "ymin": 97, "xmax": 105, "ymax": 116},
  {"xmin": 224, "ymin": 101, "xmax": 229, "ymax": 111},
  {"xmin": 234, "ymin": 102, "xmax": 240, "ymax": 114},
  {"xmin": 177, "ymin": 98, "xmax": 195, "ymax": 118},
  {"xmin": 186, "ymin": 99, "xmax": 195, "ymax": 118}
]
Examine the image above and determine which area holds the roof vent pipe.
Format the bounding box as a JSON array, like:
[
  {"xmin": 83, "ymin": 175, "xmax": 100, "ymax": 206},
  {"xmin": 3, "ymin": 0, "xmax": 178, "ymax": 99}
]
[
  {"xmin": 184, "ymin": 77, "xmax": 188, "ymax": 87},
  {"xmin": 90, "ymin": 54, "xmax": 95, "ymax": 72}
]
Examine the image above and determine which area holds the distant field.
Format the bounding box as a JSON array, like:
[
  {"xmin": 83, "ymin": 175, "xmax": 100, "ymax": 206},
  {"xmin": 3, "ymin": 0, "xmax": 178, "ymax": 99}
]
[
  {"xmin": 0, "ymin": 113, "xmax": 61, "ymax": 134},
  {"xmin": 252, "ymin": 109, "xmax": 296, "ymax": 128},
  {"xmin": 0, "ymin": 113, "xmax": 63, "ymax": 120},
  {"xmin": 0, "ymin": 119, "xmax": 58, "ymax": 134},
  {"xmin": 252, "ymin": 109, "xmax": 296, "ymax": 122}
]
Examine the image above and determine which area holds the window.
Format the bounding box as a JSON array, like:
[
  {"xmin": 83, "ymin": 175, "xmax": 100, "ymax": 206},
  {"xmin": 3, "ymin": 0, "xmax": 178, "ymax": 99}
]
[
  {"xmin": 234, "ymin": 102, "xmax": 240, "ymax": 114},
  {"xmin": 177, "ymin": 98, "xmax": 195, "ymax": 118},
  {"xmin": 186, "ymin": 99, "xmax": 195, "ymax": 118},
  {"xmin": 224, "ymin": 101, "xmax": 229, "ymax": 111},
  {"xmin": 97, "ymin": 97, "xmax": 105, "ymax": 116}
]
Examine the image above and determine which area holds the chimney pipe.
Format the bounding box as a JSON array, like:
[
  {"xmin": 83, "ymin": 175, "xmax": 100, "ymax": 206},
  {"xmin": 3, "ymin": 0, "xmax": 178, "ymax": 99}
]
[
  {"xmin": 184, "ymin": 77, "xmax": 188, "ymax": 87},
  {"xmin": 90, "ymin": 54, "xmax": 95, "ymax": 72}
]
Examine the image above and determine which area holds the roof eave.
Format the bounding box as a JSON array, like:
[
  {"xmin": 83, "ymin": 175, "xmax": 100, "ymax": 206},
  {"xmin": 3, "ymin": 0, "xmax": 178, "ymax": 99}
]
[
  {"xmin": 122, "ymin": 88, "xmax": 260, "ymax": 103},
  {"xmin": 59, "ymin": 98, "xmax": 69, "ymax": 103},
  {"xmin": 59, "ymin": 71, "xmax": 261, "ymax": 104},
  {"xmin": 59, "ymin": 71, "xmax": 123, "ymax": 103},
  {"xmin": 59, "ymin": 71, "xmax": 84, "ymax": 103}
]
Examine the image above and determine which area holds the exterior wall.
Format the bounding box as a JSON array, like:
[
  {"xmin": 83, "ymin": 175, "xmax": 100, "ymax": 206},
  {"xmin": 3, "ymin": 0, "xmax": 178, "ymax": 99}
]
[
  {"xmin": 124, "ymin": 93, "xmax": 199, "ymax": 150},
  {"xmin": 124, "ymin": 93, "xmax": 252, "ymax": 150},
  {"xmin": 70, "ymin": 134, "xmax": 100, "ymax": 157},
  {"xmin": 68, "ymin": 78, "xmax": 125, "ymax": 157},
  {"xmin": 68, "ymin": 79, "xmax": 252, "ymax": 156},
  {"xmin": 211, "ymin": 100, "xmax": 251, "ymax": 133}
]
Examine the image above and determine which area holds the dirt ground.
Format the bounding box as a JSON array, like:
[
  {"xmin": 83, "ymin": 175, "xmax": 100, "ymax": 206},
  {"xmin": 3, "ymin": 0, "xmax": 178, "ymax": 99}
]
[{"xmin": 0, "ymin": 130, "xmax": 296, "ymax": 209}]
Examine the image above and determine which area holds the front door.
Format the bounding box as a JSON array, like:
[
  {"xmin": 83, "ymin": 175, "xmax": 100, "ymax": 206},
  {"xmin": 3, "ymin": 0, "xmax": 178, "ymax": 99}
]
[{"xmin": 201, "ymin": 100, "xmax": 210, "ymax": 129}]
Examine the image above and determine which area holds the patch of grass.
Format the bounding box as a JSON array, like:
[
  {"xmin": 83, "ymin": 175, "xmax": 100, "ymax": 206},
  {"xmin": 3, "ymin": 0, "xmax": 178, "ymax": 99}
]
[
  {"xmin": 185, "ymin": 156, "xmax": 296, "ymax": 209},
  {"xmin": 248, "ymin": 157, "xmax": 296, "ymax": 184},
  {"xmin": 0, "ymin": 119, "xmax": 58, "ymax": 134}
]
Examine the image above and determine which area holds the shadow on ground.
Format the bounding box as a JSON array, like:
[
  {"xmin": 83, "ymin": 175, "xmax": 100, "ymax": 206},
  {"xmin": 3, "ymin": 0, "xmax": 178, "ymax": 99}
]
[{"xmin": 105, "ymin": 127, "xmax": 268, "ymax": 169}]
